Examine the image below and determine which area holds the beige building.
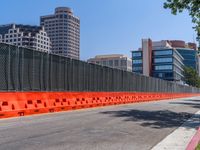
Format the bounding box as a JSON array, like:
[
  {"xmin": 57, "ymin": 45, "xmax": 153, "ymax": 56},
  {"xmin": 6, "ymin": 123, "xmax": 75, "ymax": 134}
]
[
  {"xmin": 152, "ymin": 40, "xmax": 172, "ymax": 50},
  {"xmin": 0, "ymin": 24, "xmax": 51, "ymax": 53},
  {"xmin": 41, "ymin": 7, "xmax": 80, "ymax": 59},
  {"xmin": 87, "ymin": 54, "xmax": 132, "ymax": 72}
]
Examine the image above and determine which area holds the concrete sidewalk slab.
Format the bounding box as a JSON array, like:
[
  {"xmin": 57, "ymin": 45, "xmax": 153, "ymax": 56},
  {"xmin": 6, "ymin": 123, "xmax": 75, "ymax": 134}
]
[{"xmin": 152, "ymin": 110, "xmax": 200, "ymax": 150}]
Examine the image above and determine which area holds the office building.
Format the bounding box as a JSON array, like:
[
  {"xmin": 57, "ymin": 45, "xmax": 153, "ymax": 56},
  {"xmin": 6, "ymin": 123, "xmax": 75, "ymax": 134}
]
[
  {"xmin": 87, "ymin": 54, "xmax": 132, "ymax": 72},
  {"xmin": 152, "ymin": 40, "xmax": 198, "ymax": 71},
  {"xmin": 132, "ymin": 39, "xmax": 185, "ymax": 82},
  {"xmin": 41, "ymin": 7, "xmax": 80, "ymax": 59},
  {"xmin": 0, "ymin": 24, "xmax": 51, "ymax": 52},
  {"xmin": 169, "ymin": 40, "xmax": 198, "ymax": 70},
  {"xmin": 152, "ymin": 48, "xmax": 184, "ymax": 81},
  {"xmin": 132, "ymin": 50, "xmax": 143, "ymax": 74}
]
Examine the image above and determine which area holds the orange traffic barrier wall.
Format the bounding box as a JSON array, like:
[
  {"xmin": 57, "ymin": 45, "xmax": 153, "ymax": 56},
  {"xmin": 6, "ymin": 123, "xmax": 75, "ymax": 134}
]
[{"xmin": 0, "ymin": 92, "xmax": 199, "ymax": 119}]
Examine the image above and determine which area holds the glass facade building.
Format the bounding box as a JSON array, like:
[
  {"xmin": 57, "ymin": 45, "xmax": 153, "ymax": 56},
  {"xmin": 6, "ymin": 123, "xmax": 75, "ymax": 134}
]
[
  {"xmin": 132, "ymin": 49, "xmax": 184, "ymax": 82},
  {"xmin": 132, "ymin": 51, "xmax": 143, "ymax": 74},
  {"xmin": 132, "ymin": 39, "xmax": 198, "ymax": 83},
  {"xmin": 176, "ymin": 48, "xmax": 198, "ymax": 70},
  {"xmin": 152, "ymin": 49, "xmax": 184, "ymax": 81}
]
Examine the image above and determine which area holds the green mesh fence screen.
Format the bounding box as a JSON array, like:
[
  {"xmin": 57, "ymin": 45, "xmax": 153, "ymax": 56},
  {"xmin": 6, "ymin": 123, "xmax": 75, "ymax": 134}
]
[{"xmin": 0, "ymin": 43, "xmax": 199, "ymax": 93}]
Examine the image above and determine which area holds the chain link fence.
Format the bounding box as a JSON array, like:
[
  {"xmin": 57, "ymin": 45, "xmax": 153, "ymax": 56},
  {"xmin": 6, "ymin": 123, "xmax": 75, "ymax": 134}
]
[{"xmin": 0, "ymin": 43, "xmax": 199, "ymax": 93}]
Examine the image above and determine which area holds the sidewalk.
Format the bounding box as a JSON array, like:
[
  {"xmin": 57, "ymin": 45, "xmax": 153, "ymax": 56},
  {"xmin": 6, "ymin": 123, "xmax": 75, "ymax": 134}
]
[{"xmin": 151, "ymin": 110, "xmax": 200, "ymax": 150}]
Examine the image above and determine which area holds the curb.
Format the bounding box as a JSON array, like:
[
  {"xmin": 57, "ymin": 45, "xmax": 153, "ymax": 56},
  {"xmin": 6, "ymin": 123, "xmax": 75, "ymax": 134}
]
[{"xmin": 186, "ymin": 127, "xmax": 200, "ymax": 150}]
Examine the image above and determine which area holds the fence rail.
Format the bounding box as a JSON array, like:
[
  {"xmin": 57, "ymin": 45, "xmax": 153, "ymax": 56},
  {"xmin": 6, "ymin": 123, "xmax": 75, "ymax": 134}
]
[{"xmin": 0, "ymin": 43, "xmax": 199, "ymax": 93}]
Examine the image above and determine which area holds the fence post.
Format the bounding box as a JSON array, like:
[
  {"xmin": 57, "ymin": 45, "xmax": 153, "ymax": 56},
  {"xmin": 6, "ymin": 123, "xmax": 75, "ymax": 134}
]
[{"xmin": 7, "ymin": 45, "xmax": 11, "ymax": 91}]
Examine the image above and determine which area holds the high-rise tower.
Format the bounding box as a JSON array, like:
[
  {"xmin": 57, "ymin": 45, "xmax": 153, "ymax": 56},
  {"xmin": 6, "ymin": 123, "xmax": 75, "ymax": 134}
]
[{"xmin": 40, "ymin": 7, "xmax": 80, "ymax": 59}]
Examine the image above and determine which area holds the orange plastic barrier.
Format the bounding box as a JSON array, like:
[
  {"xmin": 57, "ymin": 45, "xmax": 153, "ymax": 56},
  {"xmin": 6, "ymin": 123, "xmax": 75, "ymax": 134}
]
[{"xmin": 0, "ymin": 92, "xmax": 199, "ymax": 119}]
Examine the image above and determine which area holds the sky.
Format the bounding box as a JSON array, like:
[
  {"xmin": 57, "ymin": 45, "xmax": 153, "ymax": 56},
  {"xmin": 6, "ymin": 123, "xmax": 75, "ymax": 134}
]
[{"xmin": 0, "ymin": 0, "xmax": 196, "ymax": 60}]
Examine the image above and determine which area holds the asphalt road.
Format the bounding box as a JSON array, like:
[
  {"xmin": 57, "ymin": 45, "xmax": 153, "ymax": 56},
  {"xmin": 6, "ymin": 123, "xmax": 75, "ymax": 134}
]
[{"xmin": 0, "ymin": 97, "xmax": 200, "ymax": 150}]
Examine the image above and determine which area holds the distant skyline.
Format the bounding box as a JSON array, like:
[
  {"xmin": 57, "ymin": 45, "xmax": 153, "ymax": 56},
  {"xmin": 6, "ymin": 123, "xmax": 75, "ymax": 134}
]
[{"xmin": 0, "ymin": 0, "xmax": 196, "ymax": 60}]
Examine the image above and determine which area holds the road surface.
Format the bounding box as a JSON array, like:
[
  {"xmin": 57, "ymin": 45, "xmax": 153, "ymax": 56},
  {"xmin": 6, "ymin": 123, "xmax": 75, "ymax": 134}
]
[{"xmin": 0, "ymin": 97, "xmax": 200, "ymax": 150}]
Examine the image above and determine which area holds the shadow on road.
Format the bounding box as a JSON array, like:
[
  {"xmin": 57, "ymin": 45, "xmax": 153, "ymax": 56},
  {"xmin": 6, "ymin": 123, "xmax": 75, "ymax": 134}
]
[
  {"xmin": 184, "ymin": 99, "xmax": 200, "ymax": 102},
  {"xmin": 101, "ymin": 109, "xmax": 199, "ymax": 129},
  {"xmin": 169, "ymin": 101, "xmax": 200, "ymax": 109}
]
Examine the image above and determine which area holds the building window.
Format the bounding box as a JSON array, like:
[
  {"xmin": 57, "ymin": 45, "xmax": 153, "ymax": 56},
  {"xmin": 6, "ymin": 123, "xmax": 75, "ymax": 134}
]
[
  {"xmin": 165, "ymin": 72, "xmax": 173, "ymax": 77},
  {"xmin": 103, "ymin": 61, "xmax": 107, "ymax": 66},
  {"xmin": 155, "ymin": 65, "xmax": 173, "ymax": 70},
  {"xmin": 158, "ymin": 73, "xmax": 163, "ymax": 78},
  {"xmin": 133, "ymin": 59, "xmax": 142, "ymax": 64},
  {"xmin": 132, "ymin": 52, "xmax": 142, "ymax": 57},
  {"xmin": 109, "ymin": 60, "xmax": 113, "ymax": 66},
  {"xmin": 154, "ymin": 50, "xmax": 172, "ymax": 56},
  {"xmin": 121, "ymin": 60, "xmax": 127, "ymax": 66},
  {"xmin": 154, "ymin": 58, "xmax": 173, "ymax": 63},
  {"xmin": 133, "ymin": 66, "xmax": 142, "ymax": 71},
  {"xmin": 114, "ymin": 60, "xmax": 119, "ymax": 66}
]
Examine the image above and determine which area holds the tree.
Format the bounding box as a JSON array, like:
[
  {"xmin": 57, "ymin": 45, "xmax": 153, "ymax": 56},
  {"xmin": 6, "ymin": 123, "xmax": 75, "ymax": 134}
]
[
  {"xmin": 183, "ymin": 67, "xmax": 200, "ymax": 87},
  {"xmin": 164, "ymin": 0, "xmax": 200, "ymax": 49}
]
